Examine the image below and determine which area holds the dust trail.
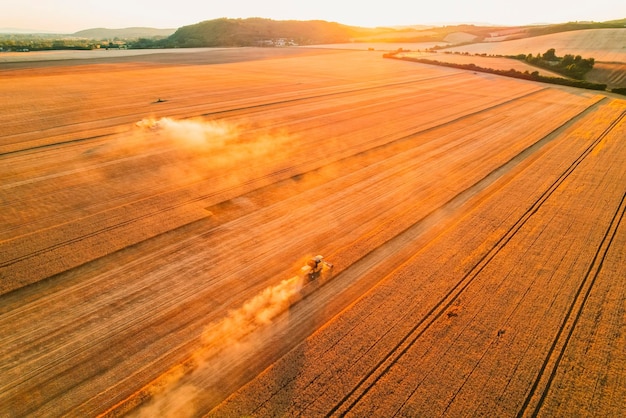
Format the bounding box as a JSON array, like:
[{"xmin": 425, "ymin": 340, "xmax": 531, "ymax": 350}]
[
  {"xmin": 131, "ymin": 116, "xmax": 296, "ymax": 187},
  {"xmin": 99, "ymin": 116, "xmax": 304, "ymax": 416},
  {"xmin": 135, "ymin": 117, "xmax": 238, "ymax": 150},
  {"xmin": 127, "ymin": 274, "xmax": 307, "ymax": 418}
]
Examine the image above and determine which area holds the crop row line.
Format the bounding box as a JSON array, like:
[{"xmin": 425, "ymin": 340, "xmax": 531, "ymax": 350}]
[
  {"xmin": 527, "ymin": 191, "xmax": 625, "ymax": 416},
  {"xmin": 518, "ymin": 109, "xmax": 626, "ymax": 417},
  {"xmin": 324, "ymin": 102, "xmax": 620, "ymax": 417}
]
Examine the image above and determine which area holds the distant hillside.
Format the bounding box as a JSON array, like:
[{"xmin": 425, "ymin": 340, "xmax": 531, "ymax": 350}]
[
  {"xmin": 166, "ymin": 19, "xmax": 529, "ymax": 47},
  {"xmin": 525, "ymin": 18, "xmax": 626, "ymax": 38},
  {"xmin": 349, "ymin": 24, "xmax": 501, "ymax": 44},
  {"xmin": 0, "ymin": 28, "xmax": 62, "ymax": 34},
  {"xmin": 73, "ymin": 27, "xmax": 176, "ymax": 39},
  {"xmin": 5, "ymin": 17, "xmax": 625, "ymax": 52},
  {"xmin": 166, "ymin": 18, "xmax": 388, "ymax": 47}
]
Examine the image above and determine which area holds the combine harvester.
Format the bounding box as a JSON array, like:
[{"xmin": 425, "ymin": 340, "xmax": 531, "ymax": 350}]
[
  {"xmin": 296, "ymin": 255, "xmax": 334, "ymax": 298},
  {"xmin": 300, "ymin": 255, "xmax": 334, "ymax": 283}
]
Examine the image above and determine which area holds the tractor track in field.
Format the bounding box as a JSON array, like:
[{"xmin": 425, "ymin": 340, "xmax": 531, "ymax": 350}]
[
  {"xmin": 0, "ymin": 86, "xmax": 549, "ymax": 272},
  {"xmin": 324, "ymin": 107, "xmax": 626, "ymax": 417},
  {"xmin": 518, "ymin": 111, "xmax": 626, "ymax": 417},
  {"xmin": 524, "ymin": 191, "xmax": 626, "ymax": 417}
]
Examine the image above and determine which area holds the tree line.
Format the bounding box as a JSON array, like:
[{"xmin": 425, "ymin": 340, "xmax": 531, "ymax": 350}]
[{"xmin": 384, "ymin": 52, "xmax": 616, "ymax": 93}]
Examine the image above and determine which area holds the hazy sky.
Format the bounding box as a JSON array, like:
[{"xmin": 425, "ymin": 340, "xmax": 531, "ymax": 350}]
[{"xmin": 3, "ymin": 0, "xmax": 625, "ymax": 32}]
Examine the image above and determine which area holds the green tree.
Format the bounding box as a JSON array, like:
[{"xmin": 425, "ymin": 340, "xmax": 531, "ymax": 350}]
[
  {"xmin": 542, "ymin": 48, "xmax": 557, "ymax": 61},
  {"xmin": 562, "ymin": 54, "xmax": 575, "ymax": 66}
]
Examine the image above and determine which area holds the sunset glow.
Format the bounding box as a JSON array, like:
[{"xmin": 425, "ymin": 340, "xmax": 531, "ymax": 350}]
[
  {"xmin": 3, "ymin": 0, "xmax": 625, "ymax": 411},
  {"xmin": 3, "ymin": 0, "xmax": 625, "ymax": 32}
]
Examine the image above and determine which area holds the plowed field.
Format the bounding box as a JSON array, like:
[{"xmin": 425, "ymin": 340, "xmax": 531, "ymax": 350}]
[{"xmin": 1, "ymin": 47, "xmax": 624, "ymax": 417}]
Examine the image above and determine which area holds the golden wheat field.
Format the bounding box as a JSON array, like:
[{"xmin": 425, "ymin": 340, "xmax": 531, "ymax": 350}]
[
  {"xmin": 444, "ymin": 28, "xmax": 626, "ymax": 88},
  {"xmin": 0, "ymin": 46, "xmax": 624, "ymax": 417},
  {"xmin": 444, "ymin": 28, "xmax": 626, "ymax": 63}
]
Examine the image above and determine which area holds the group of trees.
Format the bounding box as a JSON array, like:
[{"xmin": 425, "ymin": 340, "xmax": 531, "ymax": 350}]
[
  {"xmin": 0, "ymin": 34, "xmax": 99, "ymax": 51},
  {"xmin": 0, "ymin": 34, "xmax": 138, "ymax": 51},
  {"xmin": 385, "ymin": 53, "xmax": 610, "ymax": 92},
  {"xmin": 511, "ymin": 48, "xmax": 596, "ymax": 79}
]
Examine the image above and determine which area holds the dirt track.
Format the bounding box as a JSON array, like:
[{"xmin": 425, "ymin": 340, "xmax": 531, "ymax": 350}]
[{"xmin": 0, "ymin": 47, "xmax": 624, "ymax": 417}]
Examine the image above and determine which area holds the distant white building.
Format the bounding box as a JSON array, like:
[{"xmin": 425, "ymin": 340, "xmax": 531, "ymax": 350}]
[{"xmin": 258, "ymin": 38, "xmax": 298, "ymax": 47}]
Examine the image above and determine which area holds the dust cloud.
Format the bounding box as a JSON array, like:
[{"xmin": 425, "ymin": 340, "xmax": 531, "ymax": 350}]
[
  {"xmin": 132, "ymin": 274, "xmax": 306, "ymax": 418},
  {"xmin": 130, "ymin": 116, "xmax": 295, "ymax": 188},
  {"xmin": 135, "ymin": 117, "xmax": 238, "ymax": 150}
]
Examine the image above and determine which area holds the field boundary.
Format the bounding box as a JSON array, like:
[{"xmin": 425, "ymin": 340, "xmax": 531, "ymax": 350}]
[{"xmin": 384, "ymin": 53, "xmax": 610, "ymax": 92}]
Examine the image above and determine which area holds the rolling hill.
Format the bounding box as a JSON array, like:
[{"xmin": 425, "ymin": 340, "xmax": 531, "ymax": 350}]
[
  {"xmin": 166, "ymin": 18, "xmax": 383, "ymax": 47},
  {"xmin": 444, "ymin": 28, "xmax": 626, "ymax": 62},
  {"xmin": 442, "ymin": 28, "xmax": 626, "ymax": 88}
]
